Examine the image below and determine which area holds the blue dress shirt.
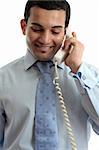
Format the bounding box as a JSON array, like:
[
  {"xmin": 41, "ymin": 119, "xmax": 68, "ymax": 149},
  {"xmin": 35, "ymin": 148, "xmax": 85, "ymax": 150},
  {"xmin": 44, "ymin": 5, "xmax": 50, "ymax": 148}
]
[{"xmin": 0, "ymin": 50, "xmax": 99, "ymax": 150}]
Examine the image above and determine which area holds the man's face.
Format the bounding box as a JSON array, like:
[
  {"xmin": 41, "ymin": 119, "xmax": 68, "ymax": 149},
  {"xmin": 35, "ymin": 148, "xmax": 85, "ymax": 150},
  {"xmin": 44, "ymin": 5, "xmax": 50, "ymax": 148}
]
[{"xmin": 21, "ymin": 6, "xmax": 66, "ymax": 61}]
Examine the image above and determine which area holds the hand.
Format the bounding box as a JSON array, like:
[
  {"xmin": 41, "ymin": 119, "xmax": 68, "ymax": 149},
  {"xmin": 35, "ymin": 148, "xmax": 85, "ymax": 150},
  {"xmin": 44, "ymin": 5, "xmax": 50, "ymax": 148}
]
[{"xmin": 63, "ymin": 32, "xmax": 84, "ymax": 73}]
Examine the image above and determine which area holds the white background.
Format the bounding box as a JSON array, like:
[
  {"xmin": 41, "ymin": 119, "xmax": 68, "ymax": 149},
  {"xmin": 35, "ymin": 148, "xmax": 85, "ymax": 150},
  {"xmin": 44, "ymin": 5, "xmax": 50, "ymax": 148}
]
[{"xmin": 0, "ymin": 0, "xmax": 99, "ymax": 149}]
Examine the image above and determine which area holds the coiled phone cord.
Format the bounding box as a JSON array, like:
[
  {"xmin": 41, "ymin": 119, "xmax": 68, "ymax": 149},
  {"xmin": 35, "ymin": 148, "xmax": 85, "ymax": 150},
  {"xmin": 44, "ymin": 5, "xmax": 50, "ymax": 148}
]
[{"xmin": 53, "ymin": 61, "xmax": 77, "ymax": 150}]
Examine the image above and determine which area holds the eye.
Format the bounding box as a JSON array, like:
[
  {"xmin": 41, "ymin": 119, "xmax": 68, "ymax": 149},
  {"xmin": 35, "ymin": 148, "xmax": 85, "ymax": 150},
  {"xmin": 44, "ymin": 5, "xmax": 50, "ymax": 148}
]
[
  {"xmin": 52, "ymin": 29, "xmax": 61, "ymax": 35},
  {"xmin": 31, "ymin": 26, "xmax": 43, "ymax": 32},
  {"xmin": 52, "ymin": 31, "xmax": 60, "ymax": 35}
]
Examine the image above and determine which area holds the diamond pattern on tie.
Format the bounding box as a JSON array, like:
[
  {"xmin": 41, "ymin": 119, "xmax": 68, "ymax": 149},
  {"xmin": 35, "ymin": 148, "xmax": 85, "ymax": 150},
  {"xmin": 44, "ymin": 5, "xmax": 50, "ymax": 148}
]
[{"xmin": 35, "ymin": 61, "xmax": 58, "ymax": 150}]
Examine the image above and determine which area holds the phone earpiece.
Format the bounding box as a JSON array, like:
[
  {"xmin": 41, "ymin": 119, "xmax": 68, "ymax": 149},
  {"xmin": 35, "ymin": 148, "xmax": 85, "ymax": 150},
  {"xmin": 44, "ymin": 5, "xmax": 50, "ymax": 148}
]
[
  {"xmin": 53, "ymin": 28, "xmax": 73, "ymax": 65},
  {"xmin": 66, "ymin": 28, "xmax": 72, "ymax": 39}
]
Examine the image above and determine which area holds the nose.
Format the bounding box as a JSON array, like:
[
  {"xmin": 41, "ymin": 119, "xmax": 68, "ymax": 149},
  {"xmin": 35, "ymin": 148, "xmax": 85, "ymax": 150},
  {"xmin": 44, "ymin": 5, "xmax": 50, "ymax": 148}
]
[{"xmin": 38, "ymin": 31, "xmax": 51, "ymax": 45}]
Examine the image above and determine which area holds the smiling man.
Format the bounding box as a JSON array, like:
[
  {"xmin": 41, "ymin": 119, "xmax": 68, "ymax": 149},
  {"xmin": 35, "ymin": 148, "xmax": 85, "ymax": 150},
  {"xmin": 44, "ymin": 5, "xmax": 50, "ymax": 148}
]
[
  {"xmin": 21, "ymin": 6, "xmax": 66, "ymax": 61},
  {"xmin": 0, "ymin": 0, "xmax": 99, "ymax": 150}
]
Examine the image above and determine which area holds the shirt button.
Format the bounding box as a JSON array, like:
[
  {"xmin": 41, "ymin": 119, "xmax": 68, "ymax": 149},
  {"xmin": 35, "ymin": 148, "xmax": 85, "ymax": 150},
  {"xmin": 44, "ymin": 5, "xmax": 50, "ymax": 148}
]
[
  {"xmin": 77, "ymin": 72, "xmax": 82, "ymax": 78},
  {"xmin": 82, "ymin": 75, "xmax": 86, "ymax": 80}
]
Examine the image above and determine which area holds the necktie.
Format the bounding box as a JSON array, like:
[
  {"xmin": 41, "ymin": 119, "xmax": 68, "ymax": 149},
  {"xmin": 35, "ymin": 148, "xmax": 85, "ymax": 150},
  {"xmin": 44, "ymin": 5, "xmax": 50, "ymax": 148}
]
[{"xmin": 35, "ymin": 61, "xmax": 58, "ymax": 150}]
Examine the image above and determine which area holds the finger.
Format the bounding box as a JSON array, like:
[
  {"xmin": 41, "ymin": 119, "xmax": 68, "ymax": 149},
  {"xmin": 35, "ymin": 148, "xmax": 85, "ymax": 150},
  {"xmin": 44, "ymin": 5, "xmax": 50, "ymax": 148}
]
[
  {"xmin": 68, "ymin": 44, "xmax": 74, "ymax": 54},
  {"xmin": 72, "ymin": 32, "xmax": 77, "ymax": 38}
]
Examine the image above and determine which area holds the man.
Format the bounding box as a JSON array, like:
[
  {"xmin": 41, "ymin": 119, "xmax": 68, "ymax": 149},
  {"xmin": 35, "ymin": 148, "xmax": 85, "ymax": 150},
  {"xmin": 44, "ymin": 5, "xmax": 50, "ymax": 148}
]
[{"xmin": 0, "ymin": 0, "xmax": 99, "ymax": 150}]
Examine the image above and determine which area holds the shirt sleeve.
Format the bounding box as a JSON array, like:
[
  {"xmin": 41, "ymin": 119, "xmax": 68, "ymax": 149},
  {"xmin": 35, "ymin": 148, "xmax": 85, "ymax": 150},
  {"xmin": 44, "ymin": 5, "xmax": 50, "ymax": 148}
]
[{"xmin": 70, "ymin": 62, "xmax": 99, "ymax": 134}]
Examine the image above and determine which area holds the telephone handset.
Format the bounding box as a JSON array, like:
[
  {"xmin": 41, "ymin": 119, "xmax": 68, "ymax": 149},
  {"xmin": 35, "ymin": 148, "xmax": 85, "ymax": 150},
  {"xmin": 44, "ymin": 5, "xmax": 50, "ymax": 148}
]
[
  {"xmin": 53, "ymin": 29, "xmax": 73, "ymax": 65},
  {"xmin": 53, "ymin": 30, "xmax": 78, "ymax": 150}
]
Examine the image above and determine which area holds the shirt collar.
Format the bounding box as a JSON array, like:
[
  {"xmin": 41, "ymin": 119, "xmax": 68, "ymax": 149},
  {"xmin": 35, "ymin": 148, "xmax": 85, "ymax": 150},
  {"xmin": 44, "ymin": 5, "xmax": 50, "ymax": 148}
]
[
  {"xmin": 24, "ymin": 50, "xmax": 64, "ymax": 70},
  {"xmin": 24, "ymin": 50, "xmax": 37, "ymax": 70}
]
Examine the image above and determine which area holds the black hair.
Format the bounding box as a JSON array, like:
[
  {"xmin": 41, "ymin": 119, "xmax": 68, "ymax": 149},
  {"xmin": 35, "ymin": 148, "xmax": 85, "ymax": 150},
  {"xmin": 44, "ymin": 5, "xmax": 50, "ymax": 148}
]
[{"xmin": 24, "ymin": 0, "xmax": 71, "ymax": 28}]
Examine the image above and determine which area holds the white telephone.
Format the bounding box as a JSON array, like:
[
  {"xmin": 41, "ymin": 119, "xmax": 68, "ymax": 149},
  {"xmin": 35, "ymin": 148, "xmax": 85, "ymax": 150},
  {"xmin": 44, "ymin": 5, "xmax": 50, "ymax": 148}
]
[
  {"xmin": 53, "ymin": 29, "xmax": 78, "ymax": 150},
  {"xmin": 53, "ymin": 29, "xmax": 73, "ymax": 65}
]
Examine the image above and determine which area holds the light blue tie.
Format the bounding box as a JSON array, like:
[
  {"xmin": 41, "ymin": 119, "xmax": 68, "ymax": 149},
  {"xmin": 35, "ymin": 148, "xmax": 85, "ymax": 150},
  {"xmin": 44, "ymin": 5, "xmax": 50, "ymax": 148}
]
[{"xmin": 35, "ymin": 61, "xmax": 58, "ymax": 150}]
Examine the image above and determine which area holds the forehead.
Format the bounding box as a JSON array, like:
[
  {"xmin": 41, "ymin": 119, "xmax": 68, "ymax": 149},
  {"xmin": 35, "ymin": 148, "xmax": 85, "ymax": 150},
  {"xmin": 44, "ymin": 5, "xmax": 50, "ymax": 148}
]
[{"xmin": 28, "ymin": 6, "xmax": 66, "ymax": 28}]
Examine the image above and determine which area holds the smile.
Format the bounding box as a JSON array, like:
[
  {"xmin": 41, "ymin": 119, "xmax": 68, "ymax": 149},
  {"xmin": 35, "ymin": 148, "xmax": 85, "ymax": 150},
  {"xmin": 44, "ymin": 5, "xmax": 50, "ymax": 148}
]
[{"xmin": 35, "ymin": 43, "xmax": 54, "ymax": 49}]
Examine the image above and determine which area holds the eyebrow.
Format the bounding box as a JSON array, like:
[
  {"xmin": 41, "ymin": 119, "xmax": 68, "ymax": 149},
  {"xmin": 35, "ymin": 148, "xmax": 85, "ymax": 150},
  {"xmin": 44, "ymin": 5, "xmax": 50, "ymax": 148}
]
[{"xmin": 31, "ymin": 22, "xmax": 64, "ymax": 29}]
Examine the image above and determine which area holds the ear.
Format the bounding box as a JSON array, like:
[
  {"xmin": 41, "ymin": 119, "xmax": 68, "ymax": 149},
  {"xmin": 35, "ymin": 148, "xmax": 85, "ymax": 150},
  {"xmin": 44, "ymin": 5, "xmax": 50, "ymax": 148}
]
[{"xmin": 20, "ymin": 19, "xmax": 27, "ymax": 35}]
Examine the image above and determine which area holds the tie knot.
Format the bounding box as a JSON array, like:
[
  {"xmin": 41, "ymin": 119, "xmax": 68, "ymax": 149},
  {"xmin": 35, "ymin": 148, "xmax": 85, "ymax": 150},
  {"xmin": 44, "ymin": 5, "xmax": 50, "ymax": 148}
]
[{"xmin": 36, "ymin": 61, "xmax": 53, "ymax": 74}]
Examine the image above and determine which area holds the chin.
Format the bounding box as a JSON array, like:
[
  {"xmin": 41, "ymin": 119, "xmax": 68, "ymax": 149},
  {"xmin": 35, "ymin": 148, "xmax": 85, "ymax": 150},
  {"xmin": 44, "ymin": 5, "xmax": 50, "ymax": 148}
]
[
  {"xmin": 38, "ymin": 57, "xmax": 51, "ymax": 61},
  {"xmin": 36, "ymin": 53, "xmax": 53, "ymax": 61}
]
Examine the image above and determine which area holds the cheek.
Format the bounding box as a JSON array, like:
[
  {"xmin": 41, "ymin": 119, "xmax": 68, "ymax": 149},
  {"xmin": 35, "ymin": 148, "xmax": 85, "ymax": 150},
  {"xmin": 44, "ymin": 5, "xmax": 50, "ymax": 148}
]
[
  {"xmin": 27, "ymin": 32, "xmax": 35, "ymax": 43},
  {"xmin": 26, "ymin": 29, "xmax": 38, "ymax": 43},
  {"xmin": 55, "ymin": 32, "xmax": 65, "ymax": 42},
  {"xmin": 55, "ymin": 36, "xmax": 64, "ymax": 48}
]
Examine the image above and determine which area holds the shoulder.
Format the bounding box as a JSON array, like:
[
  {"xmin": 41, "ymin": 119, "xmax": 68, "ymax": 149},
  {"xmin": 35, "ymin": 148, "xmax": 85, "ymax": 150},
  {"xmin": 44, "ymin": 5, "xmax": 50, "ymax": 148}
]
[
  {"xmin": 0, "ymin": 56, "xmax": 25, "ymax": 85},
  {"xmin": 0, "ymin": 56, "xmax": 24, "ymax": 73}
]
